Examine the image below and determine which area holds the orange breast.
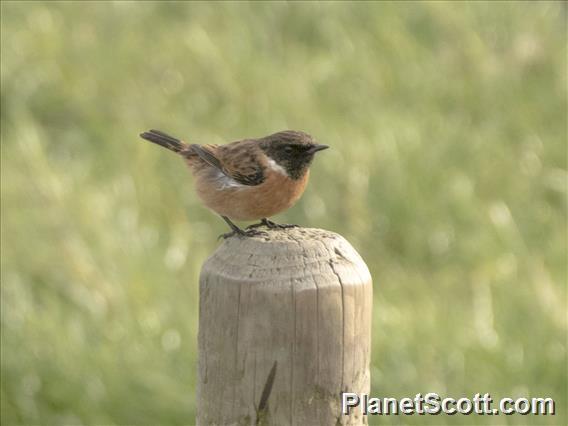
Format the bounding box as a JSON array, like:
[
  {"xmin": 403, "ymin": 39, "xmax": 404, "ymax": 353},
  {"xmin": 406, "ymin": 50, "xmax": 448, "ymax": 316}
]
[{"xmin": 193, "ymin": 169, "xmax": 310, "ymax": 221}]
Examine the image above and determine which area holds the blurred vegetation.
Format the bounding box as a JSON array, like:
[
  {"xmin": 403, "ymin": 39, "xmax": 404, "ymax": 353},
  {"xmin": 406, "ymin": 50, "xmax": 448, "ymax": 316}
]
[{"xmin": 1, "ymin": 1, "xmax": 566, "ymax": 425}]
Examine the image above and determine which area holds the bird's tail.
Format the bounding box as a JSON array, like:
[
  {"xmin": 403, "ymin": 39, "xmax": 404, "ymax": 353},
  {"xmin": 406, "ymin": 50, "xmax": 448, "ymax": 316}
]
[{"xmin": 140, "ymin": 129, "xmax": 187, "ymax": 153}]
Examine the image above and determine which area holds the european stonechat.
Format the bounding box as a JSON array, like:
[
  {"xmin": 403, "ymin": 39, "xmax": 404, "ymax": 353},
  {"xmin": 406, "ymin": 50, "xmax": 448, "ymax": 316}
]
[{"xmin": 140, "ymin": 129, "xmax": 328, "ymax": 238}]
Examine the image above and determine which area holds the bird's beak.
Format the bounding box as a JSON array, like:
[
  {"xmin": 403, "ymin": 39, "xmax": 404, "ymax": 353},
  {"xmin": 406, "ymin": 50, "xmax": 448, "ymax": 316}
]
[{"xmin": 308, "ymin": 144, "xmax": 329, "ymax": 154}]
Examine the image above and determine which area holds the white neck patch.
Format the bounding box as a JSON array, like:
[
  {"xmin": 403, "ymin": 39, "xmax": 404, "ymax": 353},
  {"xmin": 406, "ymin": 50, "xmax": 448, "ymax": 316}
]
[{"xmin": 266, "ymin": 157, "xmax": 289, "ymax": 177}]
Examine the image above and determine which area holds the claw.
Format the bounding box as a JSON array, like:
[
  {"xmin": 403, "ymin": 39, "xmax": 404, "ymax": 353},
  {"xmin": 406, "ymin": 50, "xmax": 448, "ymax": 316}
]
[
  {"xmin": 246, "ymin": 222, "xmax": 264, "ymax": 230},
  {"xmin": 247, "ymin": 218, "xmax": 298, "ymax": 230},
  {"xmin": 269, "ymin": 222, "xmax": 298, "ymax": 229},
  {"xmin": 244, "ymin": 228, "xmax": 269, "ymax": 237},
  {"xmin": 219, "ymin": 228, "xmax": 268, "ymax": 240}
]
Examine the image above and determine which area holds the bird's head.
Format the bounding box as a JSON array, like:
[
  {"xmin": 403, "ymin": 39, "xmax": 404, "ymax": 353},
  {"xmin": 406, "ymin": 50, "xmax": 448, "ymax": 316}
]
[{"xmin": 260, "ymin": 130, "xmax": 329, "ymax": 180}]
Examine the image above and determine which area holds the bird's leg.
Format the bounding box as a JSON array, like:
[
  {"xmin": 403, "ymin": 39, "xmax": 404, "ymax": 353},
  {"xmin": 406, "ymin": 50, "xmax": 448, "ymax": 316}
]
[
  {"xmin": 247, "ymin": 218, "xmax": 298, "ymax": 230},
  {"xmin": 246, "ymin": 220, "xmax": 264, "ymax": 229},
  {"xmin": 219, "ymin": 216, "xmax": 267, "ymax": 239},
  {"xmin": 263, "ymin": 218, "xmax": 298, "ymax": 229}
]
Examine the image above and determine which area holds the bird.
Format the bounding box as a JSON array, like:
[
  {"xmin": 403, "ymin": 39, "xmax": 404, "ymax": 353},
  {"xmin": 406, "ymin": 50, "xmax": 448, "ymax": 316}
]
[{"xmin": 139, "ymin": 129, "xmax": 329, "ymax": 239}]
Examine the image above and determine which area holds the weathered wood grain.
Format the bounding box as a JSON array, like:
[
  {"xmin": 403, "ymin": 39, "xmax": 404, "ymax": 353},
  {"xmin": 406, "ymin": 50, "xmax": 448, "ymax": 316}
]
[{"xmin": 197, "ymin": 227, "xmax": 372, "ymax": 425}]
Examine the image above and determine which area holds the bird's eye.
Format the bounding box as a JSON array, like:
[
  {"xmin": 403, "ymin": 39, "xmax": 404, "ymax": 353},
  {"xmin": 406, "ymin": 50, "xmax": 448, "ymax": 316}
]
[{"xmin": 284, "ymin": 146, "xmax": 294, "ymax": 154}]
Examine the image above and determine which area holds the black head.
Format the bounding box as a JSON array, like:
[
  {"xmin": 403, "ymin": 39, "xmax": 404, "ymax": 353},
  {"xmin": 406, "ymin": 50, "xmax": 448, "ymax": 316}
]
[{"xmin": 259, "ymin": 130, "xmax": 329, "ymax": 180}]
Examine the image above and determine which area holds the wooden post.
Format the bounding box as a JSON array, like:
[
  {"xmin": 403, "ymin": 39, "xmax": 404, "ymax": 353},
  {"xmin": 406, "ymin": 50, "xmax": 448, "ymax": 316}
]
[{"xmin": 197, "ymin": 227, "xmax": 373, "ymax": 425}]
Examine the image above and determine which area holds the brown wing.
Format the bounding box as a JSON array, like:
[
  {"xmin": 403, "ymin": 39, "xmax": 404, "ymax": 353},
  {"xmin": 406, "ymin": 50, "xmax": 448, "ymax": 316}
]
[
  {"xmin": 189, "ymin": 140, "xmax": 265, "ymax": 186},
  {"xmin": 189, "ymin": 144, "xmax": 224, "ymax": 171}
]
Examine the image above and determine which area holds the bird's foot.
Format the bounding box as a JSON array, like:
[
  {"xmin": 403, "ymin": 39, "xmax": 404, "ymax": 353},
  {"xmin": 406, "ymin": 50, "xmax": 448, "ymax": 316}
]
[
  {"xmin": 247, "ymin": 218, "xmax": 298, "ymax": 230},
  {"xmin": 219, "ymin": 215, "xmax": 269, "ymax": 239},
  {"xmin": 218, "ymin": 227, "xmax": 268, "ymax": 240}
]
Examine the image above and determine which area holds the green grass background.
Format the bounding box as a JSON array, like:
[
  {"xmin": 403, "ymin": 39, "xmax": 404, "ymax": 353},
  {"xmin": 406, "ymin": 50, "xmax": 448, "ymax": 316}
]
[{"xmin": 1, "ymin": 1, "xmax": 566, "ymax": 425}]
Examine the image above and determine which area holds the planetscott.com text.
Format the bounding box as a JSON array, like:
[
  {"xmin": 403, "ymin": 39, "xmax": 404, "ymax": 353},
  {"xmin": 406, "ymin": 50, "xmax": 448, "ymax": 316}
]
[{"xmin": 342, "ymin": 393, "xmax": 555, "ymax": 416}]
